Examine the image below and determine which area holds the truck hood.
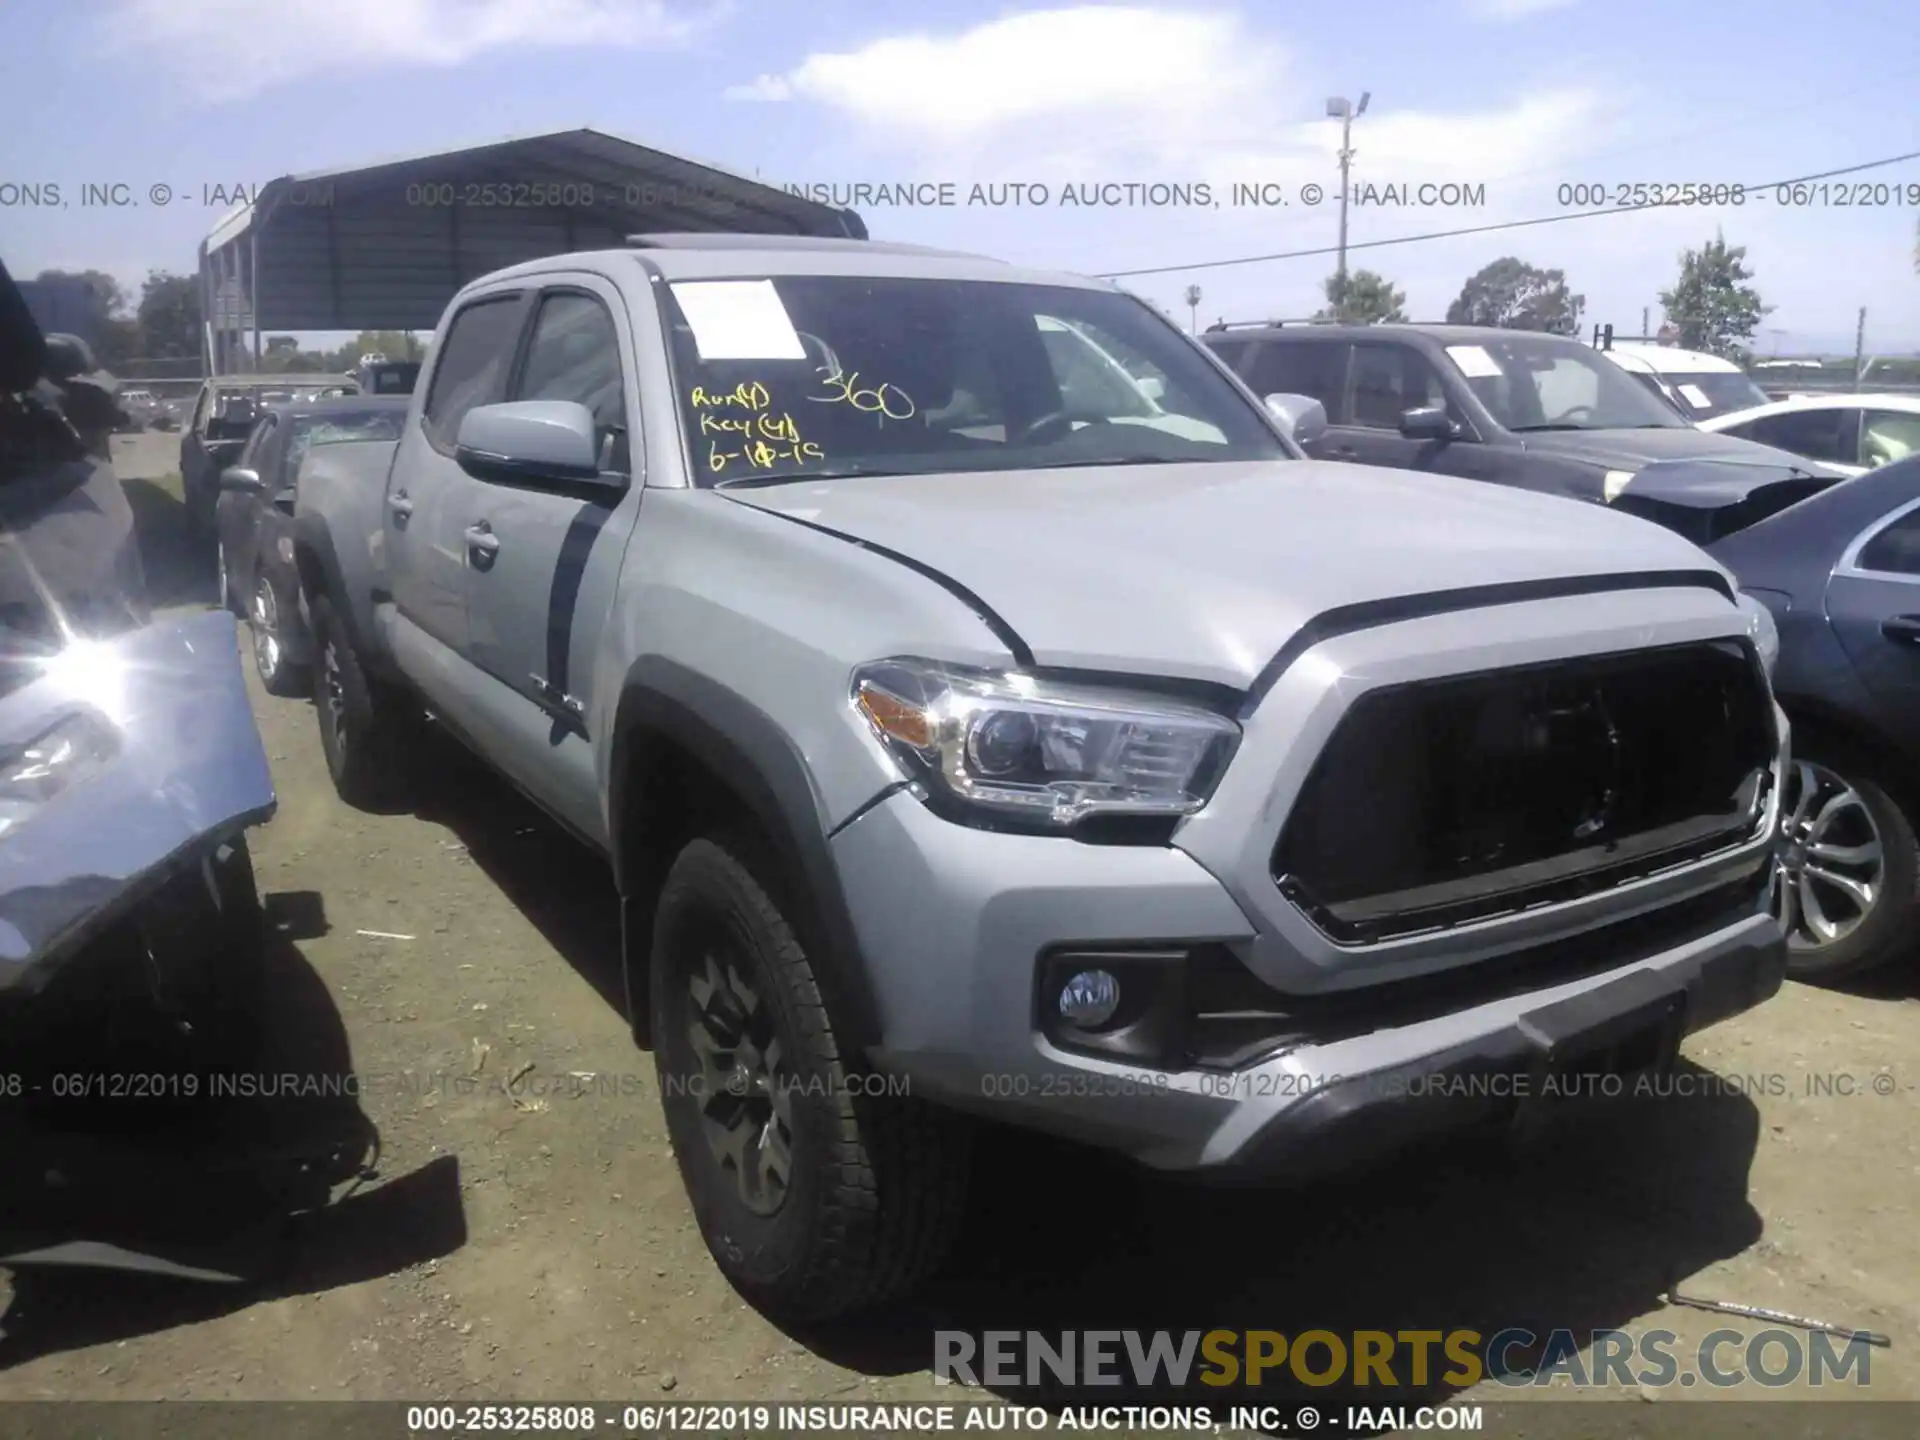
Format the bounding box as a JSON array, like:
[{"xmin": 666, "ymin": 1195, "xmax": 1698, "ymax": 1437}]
[
  {"xmin": 722, "ymin": 459, "xmax": 1731, "ymax": 688},
  {"xmin": 1517, "ymin": 424, "xmax": 1833, "ymax": 474}
]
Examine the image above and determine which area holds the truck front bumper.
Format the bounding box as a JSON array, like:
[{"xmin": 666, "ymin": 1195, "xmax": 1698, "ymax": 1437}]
[{"xmin": 833, "ymin": 789, "xmax": 1785, "ymax": 1179}]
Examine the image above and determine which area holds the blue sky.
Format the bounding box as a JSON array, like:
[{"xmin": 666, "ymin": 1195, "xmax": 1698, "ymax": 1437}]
[{"xmin": 3, "ymin": 0, "xmax": 1917, "ymax": 353}]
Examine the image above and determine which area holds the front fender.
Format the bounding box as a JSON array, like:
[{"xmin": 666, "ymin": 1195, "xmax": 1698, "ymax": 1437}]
[
  {"xmin": 608, "ymin": 656, "xmax": 884, "ymax": 1051},
  {"xmin": 0, "ymin": 610, "xmax": 276, "ymax": 994}
]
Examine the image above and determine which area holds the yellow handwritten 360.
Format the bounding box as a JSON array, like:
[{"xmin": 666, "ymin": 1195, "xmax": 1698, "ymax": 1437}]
[{"xmin": 812, "ymin": 369, "xmax": 915, "ymax": 420}]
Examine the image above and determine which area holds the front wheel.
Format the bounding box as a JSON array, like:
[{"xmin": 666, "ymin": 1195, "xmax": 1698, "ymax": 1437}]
[
  {"xmin": 650, "ymin": 836, "xmax": 970, "ymax": 1320},
  {"xmin": 1771, "ymin": 751, "xmax": 1920, "ymax": 982},
  {"xmin": 249, "ymin": 569, "xmax": 308, "ymax": 697}
]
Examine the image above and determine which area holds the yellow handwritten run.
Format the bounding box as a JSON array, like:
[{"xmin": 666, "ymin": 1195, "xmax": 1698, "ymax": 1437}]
[{"xmin": 690, "ymin": 381, "xmax": 770, "ymax": 410}]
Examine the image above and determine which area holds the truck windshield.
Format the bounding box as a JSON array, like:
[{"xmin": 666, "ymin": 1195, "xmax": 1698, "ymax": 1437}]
[
  {"xmin": 1446, "ymin": 335, "xmax": 1692, "ymax": 432},
  {"xmin": 659, "ymin": 275, "xmax": 1288, "ymax": 484},
  {"xmin": 1657, "ymin": 370, "xmax": 1771, "ymax": 420}
]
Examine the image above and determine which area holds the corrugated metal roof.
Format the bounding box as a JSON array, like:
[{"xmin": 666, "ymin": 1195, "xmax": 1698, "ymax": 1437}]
[{"xmin": 200, "ymin": 127, "xmax": 865, "ymax": 334}]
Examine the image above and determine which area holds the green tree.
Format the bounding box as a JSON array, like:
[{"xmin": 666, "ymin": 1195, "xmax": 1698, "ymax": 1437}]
[
  {"xmin": 1445, "ymin": 257, "xmax": 1585, "ymax": 334},
  {"xmin": 1658, "ymin": 234, "xmax": 1767, "ymax": 360},
  {"xmin": 135, "ymin": 270, "xmax": 202, "ymax": 359},
  {"xmin": 1314, "ymin": 269, "xmax": 1406, "ymax": 324},
  {"xmin": 30, "ymin": 269, "xmax": 135, "ymax": 364}
]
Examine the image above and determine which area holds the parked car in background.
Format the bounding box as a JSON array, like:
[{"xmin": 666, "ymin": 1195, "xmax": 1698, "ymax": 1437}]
[
  {"xmin": 357, "ymin": 359, "xmax": 421, "ymax": 395},
  {"xmin": 294, "ymin": 236, "xmax": 1789, "ymax": 1318},
  {"xmin": 1201, "ymin": 322, "xmax": 1846, "ymax": 540},
  {"xmin": 1594, "ymin": 340, "xmax": 1773, "ymax": 422},
  {"xmin": 1699, "ymin": 394, "xmax": 1920, "ymax": 476},
  {"xmin": 216, "ymin": 395, "xmax": 410, "ymax": 694},
  {"xmin": 1709, "ymin": 456, "xmax": 1920, "ymax": 980},
  {"xmin": 180, "ymin": 375, "xmax": 361, "ymax": 536},
  {"xmin": 113, "ymin": 387, "xmax": 162, "ymax": 431}
]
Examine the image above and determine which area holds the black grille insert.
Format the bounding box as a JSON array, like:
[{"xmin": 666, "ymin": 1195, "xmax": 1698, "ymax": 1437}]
[{"xmin": 1272, "ymin": 640, "xmax": 1775, "ymax": 943}]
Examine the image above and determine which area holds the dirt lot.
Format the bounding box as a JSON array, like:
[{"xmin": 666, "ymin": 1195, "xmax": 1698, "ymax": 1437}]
[{"xmin": 0, "ymin": 432, "xmax": 1915, "ymax": 1422}]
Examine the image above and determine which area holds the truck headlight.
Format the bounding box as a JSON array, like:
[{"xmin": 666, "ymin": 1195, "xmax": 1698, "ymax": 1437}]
[
  {"xmin": 1603, "ymin": 469, "xmax": 1639, "ymax": 502},
  {"xmin": 1736, "ymin": 592, "xmax": 1780, "ymax": 680},
  {"xmin": 0, "ymin": 712, "xmax": 118, "ymax": 841},
  {"xmin": 851, "ymin": 658, "xmax": 1240, "ymax": 828}
]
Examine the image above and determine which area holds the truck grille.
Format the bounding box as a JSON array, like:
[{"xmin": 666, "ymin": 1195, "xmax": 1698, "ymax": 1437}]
[{"xmin": 1271, "ymin": 640, "xmax": 1775, "ymax": 944}]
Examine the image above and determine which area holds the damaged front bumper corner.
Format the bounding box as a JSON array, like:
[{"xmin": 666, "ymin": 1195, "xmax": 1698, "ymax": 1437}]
[{"xmin": 0, "ymin": 608, "xmax": 278, "ymax": 995}]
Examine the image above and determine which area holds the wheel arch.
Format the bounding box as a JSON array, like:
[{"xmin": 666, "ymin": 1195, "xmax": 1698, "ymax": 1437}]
[
  {"xmin": 1777, "ymin": 695, "xmax": 1920, "ymax": 816},
  {"xmin": 608, "ymin": 656, "xmax": 884, "ymax": 1054}
]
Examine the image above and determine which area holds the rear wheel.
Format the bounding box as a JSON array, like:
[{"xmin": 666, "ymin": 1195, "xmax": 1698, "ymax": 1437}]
[
  {"xmin": 311, "ymin": 592, "xmax": 414, "ymax": 809},
  {"xmin": 1771, "ymin": 750, "xmax": 1920, "ymax": 981},
  {"xmin": 650, "ymin": 836, "xmax": 970, "ymax": 1320}
]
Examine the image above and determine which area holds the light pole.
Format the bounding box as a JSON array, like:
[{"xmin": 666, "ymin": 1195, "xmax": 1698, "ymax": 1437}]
[
  {"xmin": 1184, "ymin": 284, "xmax": 1202, "ymax": 333},
  {"xmin": 1326, "ymin": 91, "xmax": 1369, "ymax": 317}
]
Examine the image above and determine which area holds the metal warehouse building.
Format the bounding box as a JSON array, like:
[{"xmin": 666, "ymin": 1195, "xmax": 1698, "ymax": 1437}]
[{"xmin": 198, "ymin": 128, "xmax": 866, "ymax": 374}]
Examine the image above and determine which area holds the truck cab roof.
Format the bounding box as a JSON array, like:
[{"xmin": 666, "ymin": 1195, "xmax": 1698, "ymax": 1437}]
[
  {"xmin": 454, "ymin": 240, "xmax": 1115, "ymax": 296},
  {"xmin": 1601, "ymin": 341, "xmax": 1745, "ymax": 375}
]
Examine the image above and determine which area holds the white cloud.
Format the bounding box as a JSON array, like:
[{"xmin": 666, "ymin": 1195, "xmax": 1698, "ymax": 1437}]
[
  {"xmin": 727, "ymin": 7, "xmax": 1276, "ymax": 148},
  {"xmin": 722, "ymin": 74, "xmax": 793, "ymax": 102},
  {"xmin": 738, "ymin": 7, "xmax": 1614, "ymax": 202},
  {"xmin": 99, "ymin": 0, "xmax": 716, "ymax": 102},
  {"xmin": 1465, "ymin": 0, "xmax": 1578, "ymax": 19}
]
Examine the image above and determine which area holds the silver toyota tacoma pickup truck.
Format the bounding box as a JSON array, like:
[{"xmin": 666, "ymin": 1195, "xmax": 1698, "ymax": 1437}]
[{"xmin": 293, "ymin": 233, "xmax": 1790, "ymax": 1320}]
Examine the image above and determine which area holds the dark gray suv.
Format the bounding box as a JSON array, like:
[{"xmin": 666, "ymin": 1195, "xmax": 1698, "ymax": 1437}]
[{"xmin": 1204, "ymin": 321, "xmax": 1846, "ymax": 540}]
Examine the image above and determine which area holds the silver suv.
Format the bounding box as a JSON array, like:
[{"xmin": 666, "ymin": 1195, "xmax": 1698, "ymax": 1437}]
[{"xmin": 294, "ymin": 235, "xmax": 1791, "ymax": 1320}]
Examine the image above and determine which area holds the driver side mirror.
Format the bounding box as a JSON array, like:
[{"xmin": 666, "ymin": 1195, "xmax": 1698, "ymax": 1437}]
[
  {"xmin": 1263, "ymin": 393, "xmax": 1329, "ymax": 449},
  {"xmin": 1399, "ymin": 404, "xmax": 1454, "ymax": 441},
  {"xmin": 455, "ymin": 400, "xmax": 612, "ymax": 486},
  {"xmin": 220, "ymin": 466, "xmax": 264, "ymax": 494}
]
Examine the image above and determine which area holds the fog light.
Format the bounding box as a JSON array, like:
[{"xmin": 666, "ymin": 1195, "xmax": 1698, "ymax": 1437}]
[{"xmin": 1058, "ymin": 969, "xmax": 1121, "ymax": 1027}]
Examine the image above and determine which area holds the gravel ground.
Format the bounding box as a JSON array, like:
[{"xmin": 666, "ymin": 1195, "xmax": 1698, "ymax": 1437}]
[{"xmin": 0, "ymin": 433, "xmax": 1914, "ymax": 1427}]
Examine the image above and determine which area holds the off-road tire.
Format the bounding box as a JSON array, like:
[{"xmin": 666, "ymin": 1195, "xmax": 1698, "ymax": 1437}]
[
  {"xmin": 311, "ymin": 591, "xmax": 413, "ymax": 809},
  {"xmin": 650, "ymin": 835, "xmax": 971, "ymax": 1320},
  {"xmin": 1778, "ymin": 744, "xmax": 1920, "ymax": 984}
]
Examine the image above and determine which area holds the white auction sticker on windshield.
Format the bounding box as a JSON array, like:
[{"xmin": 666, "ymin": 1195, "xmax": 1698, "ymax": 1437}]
[
  {"xmin": 1678, "ymin": 383, "xmax": 1712, "ymax": 408},
  {"xmin": 670, "ymin": 280, "xmax": 807, "ymax": 361},
  {"xmin": 1446, "ymin": 344, "xmax": 1503, "ymax": 378}
]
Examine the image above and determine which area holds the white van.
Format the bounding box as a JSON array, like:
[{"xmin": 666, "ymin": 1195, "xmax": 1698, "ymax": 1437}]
[{"xmin": 1596, "ymin": 341, "xmax": 1772, "ymax": 422}]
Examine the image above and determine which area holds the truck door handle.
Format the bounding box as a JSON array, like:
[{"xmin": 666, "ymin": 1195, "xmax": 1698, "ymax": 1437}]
[
  {"xmin": 387, "ymin": 490, "xmax": 414, "ymax": 518},
  {"xmin": 1883, "ymin": 614, "xmax": 1920, "ymax": 644},
  {"xmin": 465, "ymin": 522, "xmax": 501, "ymax": 558}
]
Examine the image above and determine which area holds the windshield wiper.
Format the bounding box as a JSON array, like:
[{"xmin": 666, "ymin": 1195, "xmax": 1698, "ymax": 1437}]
[
  {"xmin": 1508, "ymin": 423, "xmax": 1597, "ymax": 432},
  {"xmin": 714, "ymin": 466, "xmax": 911, "ymax": 489},
  {"xmin": 1033, "ymin": 455, "xmax": 1188, "ymax": 469}
]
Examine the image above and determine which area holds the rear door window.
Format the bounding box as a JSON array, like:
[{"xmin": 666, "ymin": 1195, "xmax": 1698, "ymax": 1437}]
[
  {"xmin": 1857, "ymin": 504, "xmax": 1920, "ymax": 575},
  {"xmin": 1738, "ymin": 407, "xmax": 1856, "ymax": 465}
]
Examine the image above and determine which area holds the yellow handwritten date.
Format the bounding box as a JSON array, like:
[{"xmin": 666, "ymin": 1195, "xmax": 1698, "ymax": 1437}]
[{"xmin": 709, "ymin": 439, "xmax": 825, "ymax": 472}]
